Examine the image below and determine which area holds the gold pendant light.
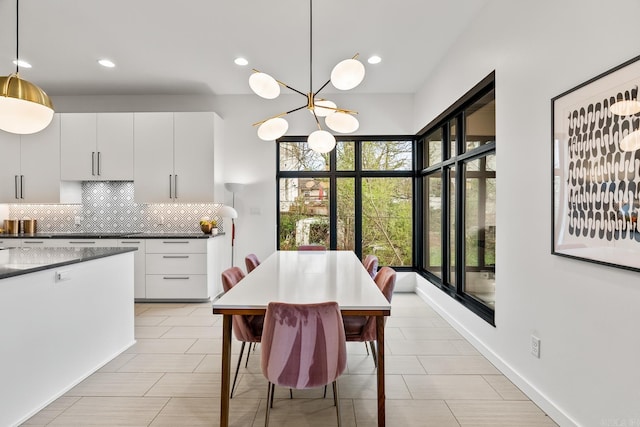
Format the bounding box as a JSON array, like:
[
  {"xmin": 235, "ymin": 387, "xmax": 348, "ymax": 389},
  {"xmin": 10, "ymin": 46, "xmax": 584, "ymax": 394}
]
[
  {"xmin": 250, "ymin": 0, "xmax": 364, "ymax": 153},
  {"xmin": 0, "ymin": 0, "xmax": 54, "ymax": 135}
]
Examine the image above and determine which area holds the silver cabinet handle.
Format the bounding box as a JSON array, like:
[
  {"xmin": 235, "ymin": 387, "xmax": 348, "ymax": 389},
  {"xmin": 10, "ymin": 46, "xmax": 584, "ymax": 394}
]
[
  {"xmin": 14, "ymin": 175, "xmax": 19, "ymax": 199},
  {"xmin": 169, "ymin": 174, "xmax": 173, "ymax": 199},
  {"xmin": 69, "ymin": 241, "xmax": 96, "ymax": 244},
  {"xmin": 121, "ymin": 241, "xmax": 141, "ymax": 244},
  {"xmin": 163, "ymin": 276, "xmax": 190, "ymax": 280},
  {"xmin": 97, "ymin": 151, "xmax": 102, "ymax": 176},
  {"xmin": 92, "ymin": 152, "xmax": 96, "ymax": 176},
  {"xmin": 20, "ymin": 175, "xmax": 24, "ymax": 199},
  {"xmin": 163, "ymin": 255, "xmax": 189, "ymax": 259},
  {"xmin": 174, "ymin": 174, "xmax": 178, "ymax": 199},
  {"xmin": 24, "ymin": 240, "xmax": 45, "ymax": 244},
  {"xmin": 162, "ymin": 241, "xmax": 189, "ymax": 244}
]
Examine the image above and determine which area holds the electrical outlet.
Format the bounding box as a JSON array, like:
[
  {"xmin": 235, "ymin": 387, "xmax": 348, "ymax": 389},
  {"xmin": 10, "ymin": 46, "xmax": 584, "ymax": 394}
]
[
  {"xmin": 74, "ymin": 216, "xmax": 83, "ymax": 226},
  {"xmin": 531, "ymin": 335, "xmax": 541, "ymax": 358}
]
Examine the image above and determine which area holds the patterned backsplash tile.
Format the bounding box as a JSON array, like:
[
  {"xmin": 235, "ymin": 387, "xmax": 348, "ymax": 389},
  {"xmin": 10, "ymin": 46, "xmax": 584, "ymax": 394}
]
[{"xmin": 8, "ymin": 182, "xmax": 225, "ymax": 233}]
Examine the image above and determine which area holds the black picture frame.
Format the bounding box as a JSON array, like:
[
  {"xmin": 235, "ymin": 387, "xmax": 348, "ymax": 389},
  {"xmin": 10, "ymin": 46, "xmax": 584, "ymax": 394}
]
[{"xmin": 552, "ymin": 54, "xmax": 640, "ymax": 272}]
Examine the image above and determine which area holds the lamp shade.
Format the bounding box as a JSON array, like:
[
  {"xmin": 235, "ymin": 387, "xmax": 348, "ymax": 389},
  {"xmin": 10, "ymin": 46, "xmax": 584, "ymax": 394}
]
[
  {"xmin": 0, "ymin": 74, "xmax": 54, "ymax": 134},
  {"xmin": 330, "ymin": 58, "xmax": 365, "ymax": 90},
  {"xmin": 312, "ymin": 99, "xmax": 336, "ymax": 117},
  {"xmin": 249, "ymin": 72, "xmax": 280, "ymax": 99},
  {"xmin": 218, "ymin": 205, "xmax": 238, "ymax": 219},
  {"xmin": 325, "ymin": 111, "xmax": 359, "ymax": 133},
  {"xmin": 224, "ymin": 182, "xmax": 246, "ymax": 194},
  {"xmin": 257, "ymin": 117, "xmax": 288, "ymax": 141},
  {"xmin": 620, "ymin": 130, "xmax": 640, "ymax": 152},
  {"xmin": 308, "ymin": 130, "xmax": 336, "ymax": 153}
]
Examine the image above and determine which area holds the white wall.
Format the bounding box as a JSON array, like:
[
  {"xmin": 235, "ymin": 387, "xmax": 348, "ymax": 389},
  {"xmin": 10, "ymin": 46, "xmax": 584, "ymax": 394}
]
[
  {"xmin": 413, "ymin": 1, "xmax": 640, "ymax": 426},
  {"xmin": 53, "ymin": 92, "xmax": 413, "ymax": 265}
]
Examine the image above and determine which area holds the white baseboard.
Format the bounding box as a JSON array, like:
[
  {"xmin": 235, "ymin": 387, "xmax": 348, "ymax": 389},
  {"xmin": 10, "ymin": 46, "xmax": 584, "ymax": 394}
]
[{"xmin": 414, "ymin": 281, "xmax": 579, "ymax": 427}]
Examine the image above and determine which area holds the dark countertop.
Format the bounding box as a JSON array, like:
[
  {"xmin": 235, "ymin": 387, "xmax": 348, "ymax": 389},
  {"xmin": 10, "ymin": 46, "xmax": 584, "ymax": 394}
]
[
  {"xmin": 0, "ymin": 232, "xmax": 224, "ymax": 239},
  {"xmin": 0, "ymin": 246, "xmax": 137, "ymax": 280}
]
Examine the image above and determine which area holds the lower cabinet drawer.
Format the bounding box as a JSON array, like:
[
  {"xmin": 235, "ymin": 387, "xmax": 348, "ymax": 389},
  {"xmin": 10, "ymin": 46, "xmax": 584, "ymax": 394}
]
[
  {"xmin": 146, "ymin": 253, "xmax": 206, "ymax": 274},
  {"xmin": 145, "ymin": 275, "xmax": 208, "ymax": 299}
]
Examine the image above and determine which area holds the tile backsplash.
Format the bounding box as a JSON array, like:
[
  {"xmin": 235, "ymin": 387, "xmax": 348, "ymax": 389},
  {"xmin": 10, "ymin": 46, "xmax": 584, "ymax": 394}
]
[{"xmin": 8, "ymin": 182, "xmax": 225, "ymax": 233}]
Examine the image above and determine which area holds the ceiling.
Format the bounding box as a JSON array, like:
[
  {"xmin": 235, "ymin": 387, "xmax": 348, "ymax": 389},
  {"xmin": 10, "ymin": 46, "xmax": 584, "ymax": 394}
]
[{"xmin": 0, "ymin": 0, "xmax": 487, "ymax": 97}]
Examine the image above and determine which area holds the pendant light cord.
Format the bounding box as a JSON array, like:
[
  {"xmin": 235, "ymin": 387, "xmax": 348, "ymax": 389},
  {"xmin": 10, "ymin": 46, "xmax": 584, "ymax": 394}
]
[
  {"xmin": 309, "ymin": 0, "xmax": 312, "ymax": 93},
  {"xmin": 15, "ymin": 0, "xmax": 19, "ymax": 73}
]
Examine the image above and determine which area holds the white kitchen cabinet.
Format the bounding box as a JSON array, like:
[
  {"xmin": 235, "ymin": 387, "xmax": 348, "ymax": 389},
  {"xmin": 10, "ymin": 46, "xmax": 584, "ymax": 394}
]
[
  {"xmin": 118, "ymin": 239, "xmax": 146, "ymax": 300},
  {"xmin": 20, "ymin": 238, "xmax": 119, "ymax": 248},
  {"xmin": 133, "ymin": 112, "xmax": 223, "ymax": 203},
  {"xmin": 19, "ymin": 239, "xmax": 58, "ymax": 248},
  {"xmin": 0, "ymin": 239, "xmax": 20, "ymax": 248},
  {"xmin": 0, "ymin": 116, "xmax": 81, "ymax": 204},
  {"xmin": 60, "ymin": 113, "xmax": 134, "ymax": 181},
  {"xmin": 144, "ymin": 238, "xmax": 214, "ymax": 300}
]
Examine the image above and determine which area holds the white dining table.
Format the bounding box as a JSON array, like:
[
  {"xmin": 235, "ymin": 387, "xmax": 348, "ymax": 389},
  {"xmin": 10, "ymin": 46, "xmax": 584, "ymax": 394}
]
[{"xmin": 213, "ymin": 250, "xmax": 391, "ymax": 426}]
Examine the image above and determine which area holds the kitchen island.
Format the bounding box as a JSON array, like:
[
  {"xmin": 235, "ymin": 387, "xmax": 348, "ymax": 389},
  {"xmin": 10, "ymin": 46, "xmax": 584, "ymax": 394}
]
[{"xmin": 0, "ymin": 246, "xmax": 137, "ymax": 427}]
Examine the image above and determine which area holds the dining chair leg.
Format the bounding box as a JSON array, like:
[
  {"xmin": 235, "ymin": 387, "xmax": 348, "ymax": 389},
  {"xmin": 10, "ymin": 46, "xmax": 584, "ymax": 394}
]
[
  {"xmin": 323, "ymin": 385, "xmax": 327, "ymax": 398},
  {"xmin": 270, "ymin": 383, "xmax": 276, "ymax": 408},
  {"xmin": 231, "ymin": 341, "xmax": 246, "ymax": 398},
  {"xmin": 333, "ymin": 380, "xmax": 342, "ymax": 427},
  {"xmin": 332, "ymin": 381, "xmax": 337, "ymax": 406},
  {"xmin": 369, "ymin": 341, "xmax": 378, "ymax": 368},
  {"xmin": 265, "ymin": 381, "xmax": 272, "ymax": 427},
  {"xmin": 244, "ymin": 342, "xmax": 252, "ymax": 368},
  {"xmin": 365, "ymin": 342, "xmax": 370, "ymax": 355}
]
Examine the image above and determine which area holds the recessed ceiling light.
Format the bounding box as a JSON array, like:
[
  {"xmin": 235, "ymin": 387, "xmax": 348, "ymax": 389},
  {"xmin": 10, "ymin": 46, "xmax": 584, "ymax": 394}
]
[
  {"xmin": 12, "ymin": 59, "xmax": 31, "ymax": 68},
  {"xmin": 368, "ymin": 55, "xmax": 382, "ymax": 64},
  {"xmin": 234, "ymin": 57, "xmax": 249, "ymax": 66},
  {"xmin": 98, "ymin": 59, "xmax": 116, "ymax": 68}
]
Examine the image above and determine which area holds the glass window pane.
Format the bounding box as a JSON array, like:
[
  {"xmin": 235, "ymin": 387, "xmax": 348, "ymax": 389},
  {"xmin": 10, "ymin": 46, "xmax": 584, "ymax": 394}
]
[
  {"xmin": 449, "ymin": 119, "xmax": 457, "ymax": 158},
  {"xmin": 279, "ymin": 141, "xmax": 329, "ymax": 171},
  {"xmin": 449, "ymin": 166, "xmax": 456, "ymax": 286},
  {"xmin": 423, "ymin": 129, "xmax": 442, "ymax": 167},
  {"xmin": 362, "ymin": 177, "xmax": 412, "ymax": 266},
  {"xmin": 424, "ymin": 172, "xmax": 442, "ymax": 278},
  {"xmin": 465, "ymin": 90, "xmax": 496, "ymax": 152},
  {"xmin": 362, "ymin": 140, "xmax": 412, "ymax": 171},
  {"xmin": 464, "ymin": 154, "xmax": 496, "ymax": 308},
  {"xmin": 337, "ymin": 178, "xmax": 355, "ymax": 250},
  {"xmin": 336, "ymin": 141, "xmax": 355, "ymax": 171},
  {"xmin": 278, "ymin": 177, "xmax": 329, "ymax": 249}
]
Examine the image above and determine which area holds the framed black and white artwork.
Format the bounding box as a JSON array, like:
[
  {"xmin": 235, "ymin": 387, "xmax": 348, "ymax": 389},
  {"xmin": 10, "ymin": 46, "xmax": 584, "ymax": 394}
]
[{"xmin": 552, "ymin": 54, "xmax": 640, "ymax": 271}]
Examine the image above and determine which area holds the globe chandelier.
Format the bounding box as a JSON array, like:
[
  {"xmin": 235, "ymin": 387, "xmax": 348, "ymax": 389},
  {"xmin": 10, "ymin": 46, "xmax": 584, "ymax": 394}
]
[
  {"xmin": 0, "ymin": 0, "xmax": 54, "ymax": 135},
  {"xmin": 250, "ymin": 0, "xmax": 364, "ymax": 153}
]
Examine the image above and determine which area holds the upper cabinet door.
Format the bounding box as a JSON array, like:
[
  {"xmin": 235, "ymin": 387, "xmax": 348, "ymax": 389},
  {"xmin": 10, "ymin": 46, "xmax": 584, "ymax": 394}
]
[
  {"xmin": 96, "ymin": 113, "xmax": 134, "ymax": 181},
  {"xmin": 60, "ymin": 113, "xmax": 97, "ymax": 181},
  {"xmin": 173, "ymin": 112, "xmax": 216, "ymax": 203},
  {"xmin": 20, "ymin": 115, "xmax": 63, "ymax": 203},
  {"xmin": 134, "ymin": 113, "xmax": 175, "ymax": 203},
  {"xmin": 0, "ymin": 130, "xmax": 22, "ymax": 202}
]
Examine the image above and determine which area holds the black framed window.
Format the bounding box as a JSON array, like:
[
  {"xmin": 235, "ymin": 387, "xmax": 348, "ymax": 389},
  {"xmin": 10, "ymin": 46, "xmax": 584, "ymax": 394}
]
[
  {"xmin": 418, "ymin": 72, "xmax": 496, "ymax": 324},
  {"xmin": 277, "ymin": 137, "xmax": 414, "ymax": 267}
]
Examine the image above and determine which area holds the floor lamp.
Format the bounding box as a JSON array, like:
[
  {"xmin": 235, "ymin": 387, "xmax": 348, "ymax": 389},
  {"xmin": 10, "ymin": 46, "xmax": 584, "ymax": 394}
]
[
  {"xmin": 218, "ymin": 205, "xmax": 238, "ymax": 267},
  {"xmin": 221, "ymin": 183, "xmax": 245, "ymax": 268}
]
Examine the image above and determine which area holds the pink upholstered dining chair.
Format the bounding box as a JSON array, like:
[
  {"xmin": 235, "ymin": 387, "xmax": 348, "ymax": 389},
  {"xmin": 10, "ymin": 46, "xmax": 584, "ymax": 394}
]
[
  {"xmin": 342, "ymin": 266, "xmax": 396, "ymax": 367},
  {"xmin": 297, "ymin": 244, "xmax": 326, "ymax": 251},
  {"xmin": 261, "ymin": 301, "xmax": 347, "ymax": 427},
  {"xmin": 362, "ymin": 254, "xmax": 379, "ymax": 279},
  {"xmin": 245, "ymin": 253, "xmax": 261, "ymax": 273},
  {"xmin": 221, "ymin": 266, "xmax": 263, "ymax": 398}
]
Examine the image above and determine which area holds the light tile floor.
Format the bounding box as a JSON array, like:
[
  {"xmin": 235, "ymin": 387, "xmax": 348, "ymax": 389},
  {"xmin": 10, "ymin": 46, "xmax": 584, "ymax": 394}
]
[{"xmin": 22, "ymin": 293, "xmax": 559, "ymax": 426}]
